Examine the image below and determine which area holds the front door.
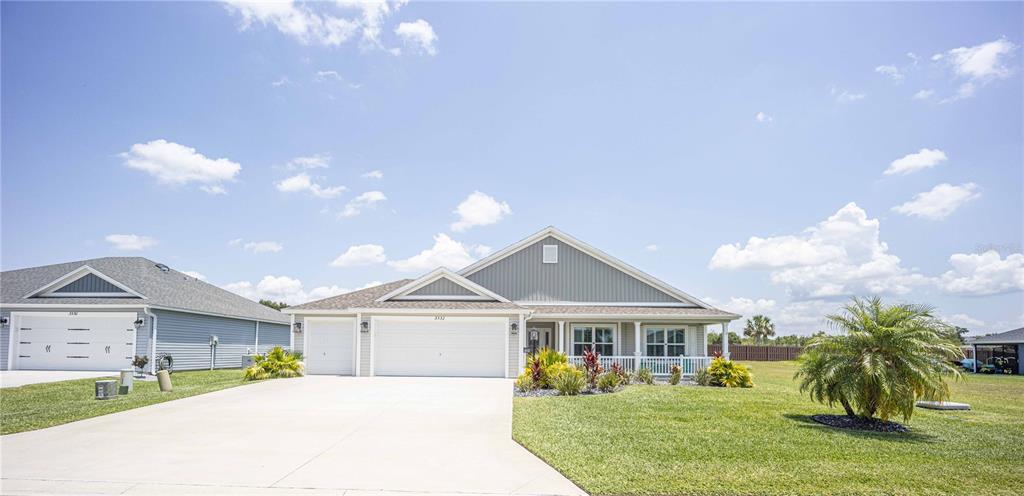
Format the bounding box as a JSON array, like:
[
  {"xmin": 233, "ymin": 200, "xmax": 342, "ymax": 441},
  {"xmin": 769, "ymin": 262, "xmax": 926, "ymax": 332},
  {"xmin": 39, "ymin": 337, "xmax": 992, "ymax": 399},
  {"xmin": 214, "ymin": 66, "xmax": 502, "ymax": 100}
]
[{"xmin": 528, "ymin": 327, "xmax": 553, "ymax": 351}]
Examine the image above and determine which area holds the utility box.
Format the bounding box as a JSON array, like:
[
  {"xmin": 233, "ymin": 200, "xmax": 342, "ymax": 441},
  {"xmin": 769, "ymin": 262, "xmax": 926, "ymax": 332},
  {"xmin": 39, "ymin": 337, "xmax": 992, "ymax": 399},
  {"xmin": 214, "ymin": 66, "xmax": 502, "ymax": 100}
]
[
  {"xmin": 241, "ymin": 354, "xmax": 257, "ymax": 369},
  {"xmin": 118, "ymin": 369, "xmax": 134, "ymax": 395},
  {"xmin": 95, "ymin": 380, "xmax": 118, "ymax": 400}
]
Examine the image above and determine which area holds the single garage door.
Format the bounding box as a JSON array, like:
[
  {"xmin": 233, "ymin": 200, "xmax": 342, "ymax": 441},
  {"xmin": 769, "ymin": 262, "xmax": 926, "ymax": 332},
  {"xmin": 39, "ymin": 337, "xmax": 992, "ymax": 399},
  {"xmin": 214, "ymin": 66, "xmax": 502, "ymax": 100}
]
[
  {"xmin": 305, "ymin": 317, "xmax": 355, "ymax": 375},
  {"xmin": 13, "ymin": 312, "xmax": 136, "ymax": 371},
  {"xmin": 374, "ymin": 316, "xmax": 506, "ymax": 377}
]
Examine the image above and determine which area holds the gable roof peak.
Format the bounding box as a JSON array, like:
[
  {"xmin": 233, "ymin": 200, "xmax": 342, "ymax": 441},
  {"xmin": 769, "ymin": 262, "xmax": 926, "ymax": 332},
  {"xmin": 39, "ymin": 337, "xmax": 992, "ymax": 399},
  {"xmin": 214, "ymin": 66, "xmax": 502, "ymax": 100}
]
[{"xmin": 376, "ymin": 267, "xmax": 510, "ymax": 303}]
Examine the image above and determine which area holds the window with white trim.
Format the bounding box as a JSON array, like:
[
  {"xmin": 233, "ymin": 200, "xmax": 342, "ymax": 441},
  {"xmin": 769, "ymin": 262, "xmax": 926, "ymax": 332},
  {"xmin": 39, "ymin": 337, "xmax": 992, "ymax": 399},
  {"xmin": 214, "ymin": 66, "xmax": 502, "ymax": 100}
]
[
  {"xmin": 542, "ymin": 244, "xmax": 558, "ymax": 263},
  {"xmin": 645, "ymin": 326, "xmax": 686, "ymax": 357},
  {"xmin": 572, "ymin": 324, "xmax": 614, "ymax": 356}
]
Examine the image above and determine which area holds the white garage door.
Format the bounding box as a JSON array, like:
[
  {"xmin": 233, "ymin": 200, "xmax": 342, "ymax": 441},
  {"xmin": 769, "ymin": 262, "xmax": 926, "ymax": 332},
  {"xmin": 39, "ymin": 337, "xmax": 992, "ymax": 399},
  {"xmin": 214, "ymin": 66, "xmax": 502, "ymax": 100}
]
[
  {"xmin": 305, "ymin": 318, "xmax": 355, "ymax": 375},
  {"xmin": 13, "ymin": 312, "xmax": 136, "ymax": 371},
  {"xmin": 374, "ymin": 316, "xmax": 506, "ymax": 377}
]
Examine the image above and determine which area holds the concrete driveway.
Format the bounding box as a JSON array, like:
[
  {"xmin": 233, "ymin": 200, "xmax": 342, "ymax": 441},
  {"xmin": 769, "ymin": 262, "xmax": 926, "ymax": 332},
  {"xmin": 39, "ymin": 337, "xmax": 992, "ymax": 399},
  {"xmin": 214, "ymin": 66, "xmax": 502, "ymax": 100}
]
[
  {"xmin": 0, "ymin": 370, "xmax": 119, "ymax": 388},
  {"xmin": 0, "ymin": 376, "xmax": 585, "ymax": 496}
]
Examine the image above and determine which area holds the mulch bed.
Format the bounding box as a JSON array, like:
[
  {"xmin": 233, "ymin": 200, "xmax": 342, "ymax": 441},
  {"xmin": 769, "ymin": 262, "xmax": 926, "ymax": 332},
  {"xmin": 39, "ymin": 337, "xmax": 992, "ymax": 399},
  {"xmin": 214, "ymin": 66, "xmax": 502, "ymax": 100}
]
[
  {"xmin": 513, "ymin": 380, "xmax": 696, "ymax": 397},
  {"xmin": 811, "ymin": 414, "xmax": 909, "ymax": 433}
]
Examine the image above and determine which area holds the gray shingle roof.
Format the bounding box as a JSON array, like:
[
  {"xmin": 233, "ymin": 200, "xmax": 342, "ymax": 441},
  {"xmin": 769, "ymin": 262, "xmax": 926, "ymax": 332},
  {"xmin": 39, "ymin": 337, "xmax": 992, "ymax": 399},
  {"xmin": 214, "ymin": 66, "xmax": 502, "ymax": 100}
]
[
  {"xmin": 525, "ymin": 305, "xmax": 740, "ymax": 318},
  {"xmin": 288, "ymin": 280, "xmax": 523, "ymax": 311},
  {"xmin": 0, "ymin": 257, "xmax": 288, "ymax": 324},
  {"xmin": 972, "ymin": 327, "xmax": 1024, "ymax": 345}
]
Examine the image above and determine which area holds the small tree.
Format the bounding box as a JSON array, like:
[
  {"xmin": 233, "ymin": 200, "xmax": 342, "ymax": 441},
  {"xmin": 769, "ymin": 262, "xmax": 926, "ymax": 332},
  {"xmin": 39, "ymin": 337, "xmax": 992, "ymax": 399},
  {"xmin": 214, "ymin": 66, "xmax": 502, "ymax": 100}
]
[
  {"xmin": 795, "ymin": 297, "xmax": 963, "ymax": 422},
  {"xmin": 259, "ymin": 299, "xmax": 289, "ymax": 311},
  {"xmin": 743, "ymin": 315, "xmax": 776, "ymax": 344}
]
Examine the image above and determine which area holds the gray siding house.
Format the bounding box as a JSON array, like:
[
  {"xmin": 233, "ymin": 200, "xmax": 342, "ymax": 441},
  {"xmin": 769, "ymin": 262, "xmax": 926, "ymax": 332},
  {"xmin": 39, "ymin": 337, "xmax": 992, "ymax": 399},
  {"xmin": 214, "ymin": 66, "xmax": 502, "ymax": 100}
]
[
  {"xmin": 1, "ymin": 257, "xmax": 290, "ymax": 372},
  {"xmin": 284, "ymin": 227, "xmax": 740, "ymax": 378}
]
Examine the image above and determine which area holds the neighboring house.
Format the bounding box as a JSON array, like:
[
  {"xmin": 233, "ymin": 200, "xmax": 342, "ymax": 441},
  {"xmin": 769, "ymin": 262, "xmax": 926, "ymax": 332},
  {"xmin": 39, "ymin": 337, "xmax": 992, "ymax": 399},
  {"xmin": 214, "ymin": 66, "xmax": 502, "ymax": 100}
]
[
  {"xmin": 1, "ymin": 257, "xmax": 290, "ymax": 373},
  {"xmin": 284, "ymin": 227, "xmax": 741, "ymax": 378},
  {"xmin": 970, "ymin": 327, "xmax": 1023, "ymax": 375}
]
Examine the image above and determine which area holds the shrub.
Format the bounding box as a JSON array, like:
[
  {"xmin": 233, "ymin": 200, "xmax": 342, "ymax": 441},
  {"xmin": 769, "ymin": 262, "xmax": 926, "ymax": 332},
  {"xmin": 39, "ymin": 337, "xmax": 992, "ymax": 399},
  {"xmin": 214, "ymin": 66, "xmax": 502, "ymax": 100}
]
[
  {"xmin": 550, "ymin": 366, "xmax": 586, "ymax": 396},
  {"xmin": 634, "ymin": 367, "xmax": 654, "ymax": 385},
  {"xmin": 597, "ymin": 371, "xmax": 621, "ymax": 392},
  {"xmin": 131, "ymin": 355, "xmax": 149, "ymax": 371},
  {"xmin": 694, "ymin": 367, "xmax": 712, "ymax": 386},
  {"xmin": 610, "ymin": 361, "xmax": 631, "ymax": 385},
  {"xmin": 523, "ymin": 348, "xmax": 569, "ymax": 388},
  {"xmin": 795, "ymin": 296, "xmax": 963, "ymax": 421},
  {"xmin": 244, "ymin": 346, "xmax": 304, "ymax": 381},
  {"xmin": 581, "ymin": 348, "xmax": 603, "ymax": 389},
  {"xmin": 515, "ymin": 371, "xmax": 535, "ymax": 392},
  {"xmin": 668, "ymin": 364, "xmax": 681, "ymax": 385},
  {"xmin": 704, "ymin": 356, "xmax": 754, "ymax": 388}
]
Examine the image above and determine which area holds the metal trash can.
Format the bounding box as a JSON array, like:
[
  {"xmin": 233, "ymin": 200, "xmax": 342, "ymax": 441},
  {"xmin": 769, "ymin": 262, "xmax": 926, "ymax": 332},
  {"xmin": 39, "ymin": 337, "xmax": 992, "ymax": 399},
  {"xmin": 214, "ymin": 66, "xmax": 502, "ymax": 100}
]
[
  {"xmin": 119, "ymin": 369, "xmax": 134, "ymax": 395},
  {"xmin": 95, "ymin": 380, "xmax": 118, "ymax": 400}
]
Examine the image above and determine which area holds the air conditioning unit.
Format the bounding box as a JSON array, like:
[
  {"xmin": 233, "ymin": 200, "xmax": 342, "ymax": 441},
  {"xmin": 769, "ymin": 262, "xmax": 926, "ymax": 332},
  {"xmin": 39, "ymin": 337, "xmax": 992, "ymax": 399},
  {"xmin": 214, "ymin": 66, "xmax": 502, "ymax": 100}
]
[
  {"xmin": 95, "ymin": 380, "xmax": 118, "ymax": 400},
  {"xmin": 241, "ymin": 354, "xmax": 257, "ymax": 369}
]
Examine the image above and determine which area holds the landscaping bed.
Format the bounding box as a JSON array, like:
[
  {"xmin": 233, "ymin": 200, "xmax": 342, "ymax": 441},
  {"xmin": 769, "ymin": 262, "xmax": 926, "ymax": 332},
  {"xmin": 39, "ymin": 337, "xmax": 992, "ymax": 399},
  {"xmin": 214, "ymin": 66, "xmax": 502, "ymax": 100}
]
[
  {"xmin": 0, "ymin": 369, "xmax": 255, "ymax": 435},
  {"xmin": 513, "ymin": 360, "xmax": 1024, "ymax": 495}
]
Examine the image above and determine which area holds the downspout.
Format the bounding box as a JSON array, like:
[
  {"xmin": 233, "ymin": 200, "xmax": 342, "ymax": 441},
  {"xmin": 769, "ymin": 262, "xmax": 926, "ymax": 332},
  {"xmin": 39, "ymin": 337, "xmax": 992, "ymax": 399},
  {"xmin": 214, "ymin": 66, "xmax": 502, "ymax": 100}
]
[
  {"xmin": 255, "ymin": 321, "xmax": 260, "ymax": 355},
  {"xmin": 143, "ymin": 306, "xmax": 157, "ymax": 374}
]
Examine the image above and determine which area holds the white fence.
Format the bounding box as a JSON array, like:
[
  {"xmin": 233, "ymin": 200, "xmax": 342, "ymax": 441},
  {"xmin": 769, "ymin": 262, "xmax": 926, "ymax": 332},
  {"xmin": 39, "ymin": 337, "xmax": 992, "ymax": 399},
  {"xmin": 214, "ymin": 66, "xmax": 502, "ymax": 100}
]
[{"xmin": 567, "ymin": 355, "xmax": 712, "ymax": 376}]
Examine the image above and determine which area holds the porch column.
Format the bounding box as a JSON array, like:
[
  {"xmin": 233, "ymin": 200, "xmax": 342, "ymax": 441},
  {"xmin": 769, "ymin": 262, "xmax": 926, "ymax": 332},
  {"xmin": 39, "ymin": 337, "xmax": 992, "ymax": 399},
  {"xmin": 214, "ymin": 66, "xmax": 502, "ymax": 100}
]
[
  {"xmin": 615, "ymin": 322, "xmax": 622, "ymax": 356},
  {"xmin": 721, "ymin": 322, "xmax": 730, "ymax": 359},
  {"xmin": 558, "ymin": 321, "xmax": 565, "ymax": 353},
  {"xmin": 289, "ymin": 314, "xmax": 295, "ymax": 351},
  {"xmin": 518, "ymin": 314, "xmax": 526, "ymax": 370},
  {"xmin": 634, "ymin": 321, "xmax": 642, "ymax": 357},
  {"xmin": 973, "ymin": 344, "xmax": 978, "ymax": 373}
]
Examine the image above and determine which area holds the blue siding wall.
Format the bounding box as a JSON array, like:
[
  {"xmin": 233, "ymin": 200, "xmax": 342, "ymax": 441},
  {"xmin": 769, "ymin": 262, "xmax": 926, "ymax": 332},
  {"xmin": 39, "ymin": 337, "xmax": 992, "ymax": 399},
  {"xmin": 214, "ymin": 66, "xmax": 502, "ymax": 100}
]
[
  {"xmin": 53, "ymin": 273, "xmax": 127, "ymax": 293},
  {"xmin": 257, "ymin": 322, "xmax": 290, "ymax": 354},
  {"xmin": 0, "ymin": 310, "xmax": 9, "ymax": 370},
  {"xmin": 406, "ymin": 278, "xmax": 478, "ymax": 297},
  {"xmin": 154, "ymin": 310, "xmax": 257, "ymax": 370}
]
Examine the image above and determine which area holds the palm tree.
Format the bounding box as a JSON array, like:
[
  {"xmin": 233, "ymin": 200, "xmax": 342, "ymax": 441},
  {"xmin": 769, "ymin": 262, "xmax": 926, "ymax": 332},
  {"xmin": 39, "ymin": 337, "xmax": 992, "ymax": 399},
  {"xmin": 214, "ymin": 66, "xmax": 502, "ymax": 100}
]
[
  {"xmin": 794, "ymin": 297, "xmax": 964, "ymax": 422},
  {"xmin": 743, "ymin": 315, "xmax": 776, "ymax": 344}
]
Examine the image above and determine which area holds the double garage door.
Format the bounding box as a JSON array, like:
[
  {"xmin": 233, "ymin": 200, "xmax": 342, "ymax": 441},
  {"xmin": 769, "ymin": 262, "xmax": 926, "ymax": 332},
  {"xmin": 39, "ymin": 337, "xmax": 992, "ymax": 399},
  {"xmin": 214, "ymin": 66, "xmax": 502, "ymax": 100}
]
[
  {"xmin": 304, "ymin": 316, "xmax": 506, "ymax": 377},
  {"xmin": 10, "ymin": 312, "xmax": 137, "ymax": 371}
]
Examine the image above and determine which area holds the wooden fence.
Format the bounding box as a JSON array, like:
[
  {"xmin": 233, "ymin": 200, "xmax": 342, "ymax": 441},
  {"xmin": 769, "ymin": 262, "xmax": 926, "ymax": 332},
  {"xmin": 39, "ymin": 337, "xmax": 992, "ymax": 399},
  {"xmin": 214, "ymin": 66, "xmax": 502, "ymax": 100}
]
[{"xmin": 708, "ymin": 344, "xmax": 804, "ymax": 361}]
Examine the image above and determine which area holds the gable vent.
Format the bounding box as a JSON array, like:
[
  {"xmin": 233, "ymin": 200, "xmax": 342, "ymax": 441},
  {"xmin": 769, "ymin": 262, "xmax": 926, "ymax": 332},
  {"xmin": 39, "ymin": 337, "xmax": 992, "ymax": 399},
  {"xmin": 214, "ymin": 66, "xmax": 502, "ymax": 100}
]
[{"xmin": 542, "ymin": 244, "xmax": 558, "ymax": 264}]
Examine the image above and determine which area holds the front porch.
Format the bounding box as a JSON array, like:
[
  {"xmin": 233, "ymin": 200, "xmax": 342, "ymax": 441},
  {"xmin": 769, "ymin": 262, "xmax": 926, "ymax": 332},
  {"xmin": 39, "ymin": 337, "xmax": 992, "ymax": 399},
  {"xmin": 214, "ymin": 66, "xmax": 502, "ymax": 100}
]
[{"xmin": 521, "ymin": 318, "xmax": 733, "ymax": 376}]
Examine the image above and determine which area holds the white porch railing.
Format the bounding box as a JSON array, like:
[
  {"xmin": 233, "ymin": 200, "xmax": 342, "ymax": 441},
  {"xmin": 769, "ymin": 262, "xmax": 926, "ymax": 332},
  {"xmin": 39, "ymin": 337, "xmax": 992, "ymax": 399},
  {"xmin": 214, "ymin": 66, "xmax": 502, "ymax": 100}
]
[{"xmin": 567, "ymin": 355, "xmax": 712, "ymax": 376}]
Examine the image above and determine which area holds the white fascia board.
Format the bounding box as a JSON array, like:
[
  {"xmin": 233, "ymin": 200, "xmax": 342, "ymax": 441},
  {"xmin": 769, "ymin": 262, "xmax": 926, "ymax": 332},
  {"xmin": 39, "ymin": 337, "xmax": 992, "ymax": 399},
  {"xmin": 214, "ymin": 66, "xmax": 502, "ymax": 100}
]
[
  {"xmin": 374, "ymin": 267, "xmax": 510, "ymax": 303},
  {"xmin": 146, "ymin": 305, "xmax": 289, "ymax": 325},
  {"xmin": 516, "ymin": 301, "xmax": 696, "ymax": 307},
  {"xmin": 528, "ymin": 313, "xmax": 739, "ymax": 322},
  {"xmin": 287, "ymin": 308, "xmax": 531, "ymax": 316},
  {"xmin": 23, "ymin": 265, "xmax": 147, "ymax": 300},
  {"xmin": 0, "ymin": 303, "xmax": 147, "ymax": 310},
  {"xmin": 457, "ymin": 227, "xmax": 714, "ymax": 309}
]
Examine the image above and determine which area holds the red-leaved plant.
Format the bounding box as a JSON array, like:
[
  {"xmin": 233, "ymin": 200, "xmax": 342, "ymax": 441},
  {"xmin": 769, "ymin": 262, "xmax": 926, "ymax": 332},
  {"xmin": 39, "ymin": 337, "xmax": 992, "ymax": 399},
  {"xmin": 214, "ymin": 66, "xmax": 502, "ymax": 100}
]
[
  {"xmin": 581, "ymin": 348, "xmax": 603, "ymax": 389},
  {"xmin": 530, "ymin": 357, "xmax": 544, "ymax": 385},
  {"xmin": 610, "ymin": 361, "xmax": 630, "ymax": 385}
]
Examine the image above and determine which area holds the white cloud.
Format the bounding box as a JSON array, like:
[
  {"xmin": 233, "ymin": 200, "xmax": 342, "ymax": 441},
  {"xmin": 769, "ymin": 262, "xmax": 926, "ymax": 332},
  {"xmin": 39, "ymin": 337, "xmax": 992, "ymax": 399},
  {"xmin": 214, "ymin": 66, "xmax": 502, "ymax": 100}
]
[
  {"xmin": 276, "ymin": 172, "xmax": 346, "ymax": 199},
  {"xmin": 645, "ymin": 244, "xmax": 659, "ymax": 252},
  {"xmin": 943, "ymin": 313, "xmax": 986, "ymax": 328},
  {"xmin": 892, "ymin": 182, "xmax": 980, "ymax": 220},
  {"xmin": 121, "ymin": 139, "xmax": 241, "ymax": 193},
  {"xmin": 706, "ymin": 296, "xmax": 777, "ymax": 318},
  {"xmin": 474, "ymin": 245, "xmax": 493, "ymax": 257},
  {"xmin": 937, "ymin": 251, "xmax": 1024, "ymax": 296},
  {"xmin": 387, "ymin": 233, "xmax": 483, "ymax": 272},
  {"xmin": 331, "ymin": 244, "xmax": 387, "ymax": 267},
  {"xmin": 339, "ymin": 190, "xmax": 387, "ymax": 217},
  {"xmin": 913, "ymin": 89, "xmax": 935, "ymax": 100},
  {"xmin": 223, "ymin": 275, "xmax": 381, "ymax": 305},
  {"xmin": 271, "ymin": 76, "xmax": 292, "ymax": 87},
  {"xmin": 710, "ymin": 203, "xmax": 929, "ymax": 298},
  {"xmin": 362, "ymin": 170, "xmax": 384, "ymax": 179},
  {"xmin": 314, "ymin": 70, "xmax": 343, "ymax": 82},
  {"xmin": 774, "ymin": 300, "xmax": 837, "ymax": 333},
  {"xmin": 285, "ymin": 154, "xmax": 330, "ymax": 170},
  {"xmin": 875, "ymin": 64, "xmax": 904, "ymax": 81},
  {"xmin": 243, "ymin": 241, "xmax": 284, "ymax": 253},
  {"xmin": 830, "ymin": 86, "xmax": 866, "ymax": 103},
  {"xmin": 450, "ymin": 191, "xmax": 512, "ymax": 232},
  {"xmin": 182, "ymin": 271, "xmax": 207, "ymax": 281},
  {"xmin": 228, "ymin": 238, "xmax": 243, "ymax": 246},
  {"xmin": 200, "ymin": 185, "xmax": 227, "ymax": 195},
  {"xmin": 883, "ymin": 148, "xmax": 948, "ymax": 175},
  {"xmin": 755, "ymin": 112, "xmax": 773, "ymax": 123},
  {"xmin": 105, "ymin": 234, "xmax": 157, "ymax": 251},
  {"xmin": 935, "ymin": 38, "xmax": 1018, "ymax": 101},
  {"xmin": 394, "ymin": 19, "xmax": 437, "ymax": 55}
]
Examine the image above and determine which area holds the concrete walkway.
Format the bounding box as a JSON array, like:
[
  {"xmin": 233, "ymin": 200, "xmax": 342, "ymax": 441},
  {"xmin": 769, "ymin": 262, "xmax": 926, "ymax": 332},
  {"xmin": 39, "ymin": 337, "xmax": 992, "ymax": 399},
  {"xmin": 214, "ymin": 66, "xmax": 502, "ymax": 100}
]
[
  {"xmin": 0, "ymin": 376, "xmax": 585, "ymax": 496},
  {"xmin": 0, "ymin": 370, "xmax": 118, "ymax": 388}
]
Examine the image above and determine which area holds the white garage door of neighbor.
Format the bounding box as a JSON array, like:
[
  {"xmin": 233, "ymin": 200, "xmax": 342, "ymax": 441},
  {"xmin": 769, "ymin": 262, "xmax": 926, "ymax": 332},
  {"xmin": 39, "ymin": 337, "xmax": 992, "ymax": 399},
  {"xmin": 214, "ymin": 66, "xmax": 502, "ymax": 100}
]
[
  {"xmin": 14, "ymin": 312, "xmax": 137, "ymax": 371},
  {"xmin": 305, "ymin": 318, "xmax": 355, "ymax": 375},
  {"xmin": 374, "ymin": 316, "xmax": 506, "ymax": 377}
]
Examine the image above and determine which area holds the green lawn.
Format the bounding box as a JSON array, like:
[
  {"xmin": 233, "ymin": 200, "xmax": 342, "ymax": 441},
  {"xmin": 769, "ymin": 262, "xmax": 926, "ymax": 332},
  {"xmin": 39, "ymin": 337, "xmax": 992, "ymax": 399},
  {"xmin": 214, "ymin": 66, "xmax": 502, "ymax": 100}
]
[
  {"xmin": 513, "ymin": 361, "xmax": 1024, "ymax": 496},
  {"xmin": 1, "ymin": 369, "xmax": 254, "ymax": 435}
]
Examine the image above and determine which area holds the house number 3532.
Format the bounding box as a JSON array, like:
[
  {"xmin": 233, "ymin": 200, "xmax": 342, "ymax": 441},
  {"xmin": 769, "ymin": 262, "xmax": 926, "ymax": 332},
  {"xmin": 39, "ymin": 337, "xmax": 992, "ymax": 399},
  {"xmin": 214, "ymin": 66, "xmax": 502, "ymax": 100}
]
[{"xmin": 434, "ymin": 316, "xmax": 445, "ymax": 320}]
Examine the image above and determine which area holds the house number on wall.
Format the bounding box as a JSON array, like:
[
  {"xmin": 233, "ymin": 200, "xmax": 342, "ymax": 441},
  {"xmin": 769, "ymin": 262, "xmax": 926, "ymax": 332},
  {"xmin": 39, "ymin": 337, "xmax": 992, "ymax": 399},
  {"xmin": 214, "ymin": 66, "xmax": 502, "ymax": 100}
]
[
  {"xmin": 434, "ymin": 316, "xmax": 445, "ymax": 320},
  {"xmin": 68, "ymin": 312, "xmax": 78, "ymax": 316}
]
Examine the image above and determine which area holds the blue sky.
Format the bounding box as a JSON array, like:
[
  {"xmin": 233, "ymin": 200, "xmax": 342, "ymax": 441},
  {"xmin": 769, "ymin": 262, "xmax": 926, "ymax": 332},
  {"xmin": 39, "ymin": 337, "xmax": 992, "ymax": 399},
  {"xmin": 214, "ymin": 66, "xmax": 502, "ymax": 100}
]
[{"xmin": 2, "ymin": 1, "xmax": 1021, "ymax": 335}]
